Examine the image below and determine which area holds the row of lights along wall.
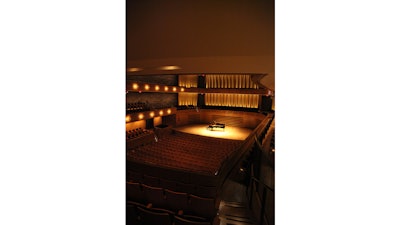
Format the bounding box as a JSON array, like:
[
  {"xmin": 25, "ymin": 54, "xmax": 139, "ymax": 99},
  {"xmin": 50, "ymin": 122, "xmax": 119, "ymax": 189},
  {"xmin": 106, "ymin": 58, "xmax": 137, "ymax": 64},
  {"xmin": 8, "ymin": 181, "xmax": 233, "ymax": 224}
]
[
  {"xmin": 131, "ymin": 83, "xmax": 185, "ymax": 93},
  {"xmin": 126, "ymin": 108, "xmax": 173, "ymax": 123}
]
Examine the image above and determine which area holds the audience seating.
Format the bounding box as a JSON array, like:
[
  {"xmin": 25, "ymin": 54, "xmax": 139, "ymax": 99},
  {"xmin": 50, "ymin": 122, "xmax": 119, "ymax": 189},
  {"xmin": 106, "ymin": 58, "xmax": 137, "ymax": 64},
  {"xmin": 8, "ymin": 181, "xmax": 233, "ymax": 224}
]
[
  {"xmin": 143, "ymin": 174, "xmax": 160, "ymax": 187},
  {"xmin": 126, "ymin": 182, "xmax": 145, "ymax": 203},
  {"xmin": 188, "ymin": 194, "xmax": 218, "ymax": 220},
  {"xmin": 195, "ymin": 185, "xmax": 217, "ymax": 198},
  {"xmin": 142, "ymin": 184, "xmax": 167, "ymax": 208},
  {"xmin": 127, "ymin": 171, "xmax": 143, "ymax": 183},
  {"xmin": 136, "ymin": 206, "xmax": 173, "ymax": 225},
  {"xmin": 165, "ymin": 189, "xmax": 190, "ymax": 213},
  {"xmin": 126, "ymin": 182, "xmax": 220, "ymax": 224},
  {"xmin": 126, "ymin": 204, "xmax": 139, "ymax": 225},
  {"xmin": 160, "ymin": 178, "xmax": 177, "ymax": 191},
  {"xmin": 127, "ymin": 131, "xmax": 241, "ymax": 175},
  {"xmin": 174, "ymin": 215, "xmax": 211, "ymax": 225},
  {"xmin": 176, "ymin": 181, "xmax": 197, "ymax": 194},
  {"xmin": 127, "ymin": 201, "xmax": 220, "ymax": 225}
]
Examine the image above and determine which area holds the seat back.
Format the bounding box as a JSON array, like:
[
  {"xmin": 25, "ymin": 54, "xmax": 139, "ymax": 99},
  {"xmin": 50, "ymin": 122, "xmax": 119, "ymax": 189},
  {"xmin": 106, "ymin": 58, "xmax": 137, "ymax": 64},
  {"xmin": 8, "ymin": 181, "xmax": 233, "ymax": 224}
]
[
  {"xmin": 188, "ymin": 194, "xmax": 217, "ymax": 220},
  {"xmin": 137, "ymin": 207, "xmax": 172, "ymax": 225},
  {"xmin": 143, "ymin": 174, "xmax": 160, "ymax": 187},
  {"xmin": 126, "ymin": 204, "xmax": 140, "ymax": 225},
  {"xmin": 160, "ymin": 178, "xmax": 177, "ymax": 191},
  {"xmin": 126, "ymin": 182, "xmax": 144, "ymax": 203},
  {"xmin": 142, "ymin": 184, "xmax": 166, "ymax": 208},
  {"xmin": 127, "ymin": 171, "xmax": 143, "ymax": 183},
  {"xmin": 174, "ymin": 215, "xmax": 210, "ymax": 225},
  {"xmin": 176, "ymin": 181, "xmax": 196, "ymax": 194},
  {"xmin": 165, "ymin": 189, "xmax": 189, "ymax": 213},
  {"xmin": 195, "ymin": 185, "xmax": 217, "ymax": 198}
]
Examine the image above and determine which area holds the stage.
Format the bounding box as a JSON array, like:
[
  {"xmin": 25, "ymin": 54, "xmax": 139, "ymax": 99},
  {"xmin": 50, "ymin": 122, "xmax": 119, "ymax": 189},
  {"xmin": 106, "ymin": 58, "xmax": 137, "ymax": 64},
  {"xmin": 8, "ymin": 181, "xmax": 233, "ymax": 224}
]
[{"xmin": 173, "ymin": 123, "xmax": 252, "ymax": 141}]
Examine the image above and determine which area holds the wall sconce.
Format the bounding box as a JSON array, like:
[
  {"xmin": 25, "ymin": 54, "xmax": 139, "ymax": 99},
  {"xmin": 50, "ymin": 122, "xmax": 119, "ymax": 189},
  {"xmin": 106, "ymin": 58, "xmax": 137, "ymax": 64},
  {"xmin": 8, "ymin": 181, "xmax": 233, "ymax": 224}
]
[
  {"xmin": 125, "ymin": 115, "xmax": 131, "ymax": 122},
  {"xmin": 167, "ymin": 109, "xmax": 171, "ymax": 114},
  {"xmin": 133, "ymin": 83, "xmax": 139, "ymax": 90},
  {"xmin": 180, "ymin": 87, "xmax": 185, "ymax": 92},
  {"xmin": 164, "ymin": 86, "xmax": 169, "ymax": 91},
  {"xmin": 138, "ymin": 114, "xmax": 144, "ymax": 120},
  {"xmin": 144, "ymin": 84, "xmax": 150, "ymax": 90},
  {"xmin": 155, "ymin": 85, "xmax": 160, "ymax": 91},
  {"xmin": 172, "ymin": 87, "xmax": 177, "ymax": 92},
  {"xmin": 159, "ymin": 110, "xmax": 163, "ymax": 116},
  {"xmin": 149, "ymin": 112, "xmax": 154, "ymax": 117}
]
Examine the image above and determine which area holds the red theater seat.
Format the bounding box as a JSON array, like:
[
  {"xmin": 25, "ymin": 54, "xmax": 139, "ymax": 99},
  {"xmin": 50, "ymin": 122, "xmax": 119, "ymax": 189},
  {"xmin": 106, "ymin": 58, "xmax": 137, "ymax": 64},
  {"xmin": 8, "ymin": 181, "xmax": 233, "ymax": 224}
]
[
  {"xmin": 188, "ymin": 194, "xmax": 218, "ymax": 220},
  {"xmin": 126, "ymin": 182, "xmax": 144, "ymax": 203},
  {"xmin": 136, "ymin": 206, "xmax": 173, "ymax": 225},
  {"xmin": 165, "ymin": 189, "xmax": 190, "ymax": 213},
  {"xmin": 142, "ymin": 184, "xmax": 166, "ymax": 208}
]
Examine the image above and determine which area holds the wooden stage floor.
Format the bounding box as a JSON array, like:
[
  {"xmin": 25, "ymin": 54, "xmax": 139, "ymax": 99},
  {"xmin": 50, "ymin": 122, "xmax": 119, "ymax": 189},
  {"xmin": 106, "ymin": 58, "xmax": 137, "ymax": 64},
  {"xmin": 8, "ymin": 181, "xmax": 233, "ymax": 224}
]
[{"xmin": 173, "ymin": 123, "xmax": 252, "ymax": 141}]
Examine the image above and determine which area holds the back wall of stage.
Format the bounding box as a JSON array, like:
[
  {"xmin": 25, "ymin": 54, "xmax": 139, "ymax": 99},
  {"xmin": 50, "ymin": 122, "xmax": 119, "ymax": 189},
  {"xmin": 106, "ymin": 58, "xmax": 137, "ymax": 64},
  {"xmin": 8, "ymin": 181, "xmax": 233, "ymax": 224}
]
[{"xmin": 175, "ymin": 109, "xmax": 266, "ymax": 129}]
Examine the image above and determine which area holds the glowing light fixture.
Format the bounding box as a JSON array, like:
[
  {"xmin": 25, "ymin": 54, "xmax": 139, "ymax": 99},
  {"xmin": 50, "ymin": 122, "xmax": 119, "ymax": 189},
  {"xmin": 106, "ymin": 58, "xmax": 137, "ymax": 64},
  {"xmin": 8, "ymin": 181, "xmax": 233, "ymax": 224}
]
[
  {"xmin": 180, "ymin": 87, "xmax": 185, "ymax": 92},
  {"xmin": 138, "ymin": 114, "xmax": 144, "ymax": 120},
  {"xmin": 172, "ymin": 87, "xmax": 177, "ymax": 92},
  {"xmin": 150, "ymin": 112, "xmax": 154, "ymax": 117},
  {"xmin": 125, "ymin": 115, "xmax": 131, "ymax": 122},
  {"xmin": 167, "ymin": 109, "xmax": 171, "ymax": 114},
  {"xmin": 127, "ymin": 67, "xmax": 143, "ymax": 72},
  {"xmin": 133, "ymin": 83, "xmax": 139, "ymax": 90},
  {"xmin": 144, "ymin": 84, "xmax": 150, "ymax": 90},
  {"xmin": 155, "ymin": 85, "xmax": 160, "ymax": 91},
  {"xmin": 164, "ymin": 86, "xmax": 169, "ymax": 91},
  {"xmin": 159, "ymin": 110, "xmax": 163, "ymax": 116},
  {"xmin": 159, "ymin": 65, "xmax": 181, "ymax": 71}
]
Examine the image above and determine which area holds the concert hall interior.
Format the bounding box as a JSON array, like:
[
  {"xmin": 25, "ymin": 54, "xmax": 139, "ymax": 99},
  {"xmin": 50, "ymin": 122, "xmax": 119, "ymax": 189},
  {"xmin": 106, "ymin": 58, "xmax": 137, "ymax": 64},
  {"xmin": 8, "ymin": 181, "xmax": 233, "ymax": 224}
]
[{"xmin": 126, "ymin": 1, "xmax": 275, "ymax": 225}]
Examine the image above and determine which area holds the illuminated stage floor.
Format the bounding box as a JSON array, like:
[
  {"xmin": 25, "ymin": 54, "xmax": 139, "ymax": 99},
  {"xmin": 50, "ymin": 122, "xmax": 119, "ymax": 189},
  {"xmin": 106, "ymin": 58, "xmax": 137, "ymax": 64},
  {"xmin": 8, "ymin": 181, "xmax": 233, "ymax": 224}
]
[{"xmin": 173, "ymin": 124, "xmax": 252, "ymax": 141}]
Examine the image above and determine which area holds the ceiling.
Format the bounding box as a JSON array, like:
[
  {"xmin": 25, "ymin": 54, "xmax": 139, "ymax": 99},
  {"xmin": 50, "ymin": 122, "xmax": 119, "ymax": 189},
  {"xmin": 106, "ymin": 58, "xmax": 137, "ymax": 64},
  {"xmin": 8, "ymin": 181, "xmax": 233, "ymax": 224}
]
[{"xmin": 126, "ymin": 0, "xmax": 275, "ymax": 91}]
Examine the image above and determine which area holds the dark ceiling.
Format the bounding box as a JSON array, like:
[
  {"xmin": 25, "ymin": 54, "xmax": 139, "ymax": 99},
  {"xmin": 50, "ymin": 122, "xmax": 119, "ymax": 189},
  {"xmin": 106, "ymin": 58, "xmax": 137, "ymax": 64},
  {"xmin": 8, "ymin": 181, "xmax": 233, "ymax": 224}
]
[{"xmin": 126, "ymin": 0, "xmax": 275, "ymax": 90}]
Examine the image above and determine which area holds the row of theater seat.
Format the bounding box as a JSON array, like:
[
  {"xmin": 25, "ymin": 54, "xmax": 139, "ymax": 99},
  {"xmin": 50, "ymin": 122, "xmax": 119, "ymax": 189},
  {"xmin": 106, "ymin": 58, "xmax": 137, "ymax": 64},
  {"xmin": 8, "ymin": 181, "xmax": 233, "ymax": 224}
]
[
  {"xmin": 126, "ymin": 102, "xmax": 150, "ymax": 113},
  {"xmin": 176, "ymin": 105, "xmax": 197, "ymax": 110},
  {"xmin": 126, "ymin": 128, "xmax": 150, "ymax": 140},
  {"xmin": 128, "ymin": 132, "xmax": 240, "ymax": 175},
  {"xmin": 127, "ymin": 182, "xmax": 219, "ymax": 223},
  {"xmin": 127, "ymin": 201, "xmax": 219, "ymax": 225},
  {"xmin": 127, "ymin": 171, "xmax": 218, "ymax": 199}
]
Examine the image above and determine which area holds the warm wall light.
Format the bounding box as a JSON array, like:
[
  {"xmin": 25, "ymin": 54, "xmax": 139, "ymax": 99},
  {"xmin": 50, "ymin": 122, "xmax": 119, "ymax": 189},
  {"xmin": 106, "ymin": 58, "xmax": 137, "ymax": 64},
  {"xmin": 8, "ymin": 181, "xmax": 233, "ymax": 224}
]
[
  {"xmin": 159, "ymin": 110, "xmax": 163, "ymax": 116},
  {"xmin": 150, "ymin": 112, "xmax": 154, "ymax": 117},
  {"xmin": 167, "ymin": 109, "xmax": 171, "ymax": 114},
  {"xmin": 133, "ymin": 83, "xmax": 139, "ymax": 90},
  {"xmin": 144, "ymin": 84, "xmax": 150, "ymax": 90},
  {"xmin": 159, "ymin": 65, "xmax": 181, "ymax": 70},
  {"xmin": 173, "ymin": 87, "xmax": 177, "ymax": 92},
  {"xmin": 138, "ymin": 114, "xmax": 144, "ymax": 120},
  {"xmin": 155, "ymin": 85, "xmax": 160, "ymax": 91},
  {"xmin": 125, "ymin": 115, "xmax": 131, "ymax": 122},
  {"xmin": 164, "ymin": 86, "xmax": 169, "ymax": 91},
  {"xmin": 127, "ymin": 67, "xmax": 143, "ymax": 72},
  {"xmin": 180, "ymin": 87, "xmax": 185, "ymax": 92}
]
